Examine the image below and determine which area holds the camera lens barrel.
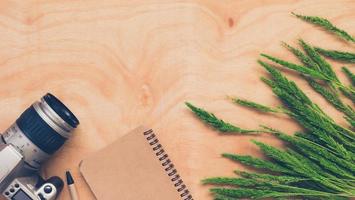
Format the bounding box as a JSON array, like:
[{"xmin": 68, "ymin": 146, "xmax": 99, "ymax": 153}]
[
  {"xmin": 2, "ymin": 93, "xmax": 79, "ymax": 169},
  {"xmin": 16, "ymin": 94, "xmax": 79, "ymax": 154}
]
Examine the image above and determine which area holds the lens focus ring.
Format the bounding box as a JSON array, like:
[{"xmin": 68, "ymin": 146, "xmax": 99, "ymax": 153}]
[{"xmin": 16, "ymin": 105, "xmax": 66, "ymax": 154}]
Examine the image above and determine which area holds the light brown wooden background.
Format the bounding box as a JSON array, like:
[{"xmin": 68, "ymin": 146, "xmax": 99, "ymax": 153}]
[{"xmin": 0, "ymin": 0, "xmax": 354, "ymax": 199}]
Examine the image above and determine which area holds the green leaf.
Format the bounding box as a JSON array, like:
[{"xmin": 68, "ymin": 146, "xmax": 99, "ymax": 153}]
[
  {"xmin": 188, "ymin": 13, "xmax": 355, "ymax": 200},
  {"xmin": 292, "ymin": 12, "xmax": 355, "ymax": 42},
  {"xmin": 211, "ymin": 187, "xmax": 350, "ymax": 199},
  {"xmin": 234, "ymin": 170, "xmax": 308, "ymax": 184},
  {"xmin": 307, "ymin": 78, "xmax": 355, "ymax": 123},
  {"xmin": 339, "ymin": 87, "xmax": 355, "ymax": 103},
  {"xmin": 222, "ymin": 153, "xmax": 293, "ymax": 175},
  {"xmin": 203, "ymin": 177, "xmax": 268, "ymax": 187},
  {"xmin": 185, "ymin": 102, "xmax": 259, "ymax": 134},
  {"xmin": 258, "ymin": 60, "xmax": 313, "ymax": 106},
  {"xmin": 298, "ymin": 39, "xmax": 339, "ymax": 82},
  {"xmin": 342, "ymin": 67, "xmax": 355, "ymax": 86},
  {"xmin": 260, "ymin": 54, "xmax": 329, "ymax": 80},
  {"xmin": 269, "ymin": 129, "xmax": 355, "ymax": 175},
  {"xmin": 232, "ymin": 98, "xmax": 280, "ymax": 113},
  {"xmin": 210, "ymin": 188, "xmax": 275, "ymax": 199},
  {"xmin": 252, "ymin": 140, "xmax": 318, "ymax": 177},
  {"xmin": 282, "ymin": 42, "xmax": 355, "ymax": 124},
  {"xmin": 282, "ymin": 42, "xmax": 320, "ymax": 70},
  {"xmin": 315, "ymin": 48, "xmax": 355, "ymax": 63}
]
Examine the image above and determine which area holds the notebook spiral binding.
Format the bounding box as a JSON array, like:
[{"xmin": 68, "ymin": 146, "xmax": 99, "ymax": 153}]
[{"xmin": 143, "ymin": 129, "xmax": 193, "ymax": 200}]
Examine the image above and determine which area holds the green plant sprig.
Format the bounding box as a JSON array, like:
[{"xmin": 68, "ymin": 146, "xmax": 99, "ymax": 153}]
[
  {"xmin": 342, "ymin": 67, "xmax": 355, "ymax": 86},
  {"xmin": 298, "ymin": 39, "xmax": 339, "ymax": 81},
  {"xmin": 260, "ymin": 53, "xmax": 355, "ymax": 103},
  {"xmin": 292, "ymin": 12, "xmax": 355, "ymax": 42},
  {"xmin": 231, "ymin": 98, "xmax": 284, "ymax": 113},
  {"xmin": 186, "ymin": 13, "xmax": 355, "ymax": 200},
  {"xmin": 187, "ymin": 62, "xmax": 355, "ymax": 198},
  {"xmin": 282, "ymin": 42, "xmax": 355, "ymax": 124},
  {"xmin": 315, "ymin": 47, "xmax": 355, "ymax": 63},
  {"xmin": 185, "ymin": 102, "xmax": 260, "ymax": 134}
]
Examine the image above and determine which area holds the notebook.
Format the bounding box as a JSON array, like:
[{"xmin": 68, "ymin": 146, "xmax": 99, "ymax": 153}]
[{"xmin": 79, "ymin": 126, "xmax": 193, "ymax": 200}]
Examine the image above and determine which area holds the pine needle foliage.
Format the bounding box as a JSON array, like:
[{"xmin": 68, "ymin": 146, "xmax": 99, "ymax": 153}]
[
  {"xmin": 260, "ymin": 53, "xmax": 330, "ymax": 80},
  {"xmin": 315, "ymin": 48, "xmax": 355, "ymax": 63},
  {"xmin": 232, "ymin": 98, "xmax": 281, "ymax": 113},
  {"xmin": 282, "ymin": 42, "xmax": 355, "ymax": 124},
  {"xmin": 307, "ymin": 78, "xmax": 355, "ymax": 124},
  {"xmin": 261, "ymin": 44, "xmax": 355, "ymax": 103},
  {"xmin": 292, "ymin": 12, "xmax": 355, "ymax": 42},
  {"xmin": 185, "ymin": 102, "xmax": 259, "ymax": 134},
  {"xmin": 186, "ymin": 14, "xmax": 355, "ymax": 200},
  {"xmin": 342, "ymin": 67, "xmax": 355, "ymax": 86},
  {"xmin": 298, "ymin": 39, "xmax": 339, "ymax": 81}
]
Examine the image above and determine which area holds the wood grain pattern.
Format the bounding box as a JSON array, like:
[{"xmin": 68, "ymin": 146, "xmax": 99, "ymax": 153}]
[{"xmin": 0, "ymin": 0, "xmax": 354, "ymax": 199}]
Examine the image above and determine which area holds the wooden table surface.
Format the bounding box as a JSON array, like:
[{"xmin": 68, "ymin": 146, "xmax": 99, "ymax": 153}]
[{"xmin": 0, "ymin": 0, "xmax": 354, "ymax": 199}]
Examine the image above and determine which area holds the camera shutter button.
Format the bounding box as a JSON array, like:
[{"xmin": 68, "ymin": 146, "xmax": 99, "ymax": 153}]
[{"xmin": 44, "ymin": 185, "xmax": 53, "ymax": 193}]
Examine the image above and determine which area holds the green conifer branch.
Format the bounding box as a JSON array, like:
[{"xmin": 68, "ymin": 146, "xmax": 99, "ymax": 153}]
[
  {"xmin": 211, "ymin": 187, "xmax": 351, "ymax": 199},
  {"xmin": 282, "ymin": 42, "xmax": 355, "ymax": 123},
  {"xmin": 222, "ymin": 153, "xmax": 293, "ymax": 174},
  {"xmin": 187, "ymin": 62, "xmax": 355, "ymax": 198},
  {"xmin": 307, "ymin": 78, "xmax": 355, "ymax": 123},
  {"xmin": 298, "ymin": 39, "xmax": 339, "ymax": 82},
  {"xmin": 231, "ymin": 98, "xmax": 281, "ymax": 113},
  {"xmin": 186, "ymin": 13, "xmax": 355, "ymax": 200},
  {"xmin": 342, "ymin": 67, "xmax": 355, "ymax": 86},
  {"xmin": 345, "ymin": 116, "xmax": 355, "ymax": 128},
  {"xmin": 292, "ymin": 12, "xmax": 355, "ymax": 42},
  {"xmin": 202, "ymin": 177, "xmax": 267, "ymax": 187},
  {"xmin": 260, "ymin": 52, "xmax": 355, "ymax": 103},
  {"xmin": 234, "ymin": 170, "xmax": 308, "ymax": 184},
  {"xmin": 315, "ymin": 48, "xmax": 355, "ymax": 63},
  {"xmin": 260, "ymin": 53, "xmax": 330, "ymax": 80},
  {"xmin": 185, "ymin": 102, "xmax": 260, "ymax": 134},
  {"xmin": 339, "ymin": 87, "xmax": 355, "ymax": 103},
  {"xmin": 282, "ymin": 42, "xmax": 320, "ymax": 70}
]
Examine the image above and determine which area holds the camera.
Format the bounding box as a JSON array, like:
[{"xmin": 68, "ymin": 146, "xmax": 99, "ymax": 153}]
[{"xmin": 0, "ymin": 93, "xmax": 79, "ymax": 200}]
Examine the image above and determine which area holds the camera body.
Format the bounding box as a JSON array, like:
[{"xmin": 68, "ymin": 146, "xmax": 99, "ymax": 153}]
[
  {"xmin": 0, "ymin": 144, "xmax": 62, "ymax": 200},
  {"xmin": 0, "ymin": 94, "xmax": 79, "ymax": 200}
]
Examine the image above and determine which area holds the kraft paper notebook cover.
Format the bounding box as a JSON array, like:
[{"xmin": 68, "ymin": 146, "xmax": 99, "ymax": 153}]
[{"xmin": 79, "ymin": 126, "xmax": 193, "ymax": 200}]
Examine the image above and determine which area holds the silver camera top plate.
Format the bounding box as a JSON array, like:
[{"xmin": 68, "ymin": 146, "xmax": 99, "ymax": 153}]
[{"xmin": 0, "ymin": 144, "xmax": 23, "ymax": 191}]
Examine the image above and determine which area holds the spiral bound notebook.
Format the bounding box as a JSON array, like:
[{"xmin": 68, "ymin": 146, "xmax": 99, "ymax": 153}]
[{"xmin": 79, "ymin": 126, "xmax": 193, "ymax": 200}]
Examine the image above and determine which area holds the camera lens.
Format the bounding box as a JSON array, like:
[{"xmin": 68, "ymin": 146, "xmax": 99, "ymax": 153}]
[
  {"xmin": 42, "ymin": 94, "xmax": 79, "ymax": 129},
  {"xmin": 15, "ymin": 93, "xmax": 79, "ymax": 155},
  {"xmin": 1, "ymin": 93, "xmax": 79, "ymax": 170}
]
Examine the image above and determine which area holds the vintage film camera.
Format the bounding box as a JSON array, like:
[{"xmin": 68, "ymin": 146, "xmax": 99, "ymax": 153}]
[{"xmin": 0, "ymin": 93, "xmax": 79, "ymax": 200}]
